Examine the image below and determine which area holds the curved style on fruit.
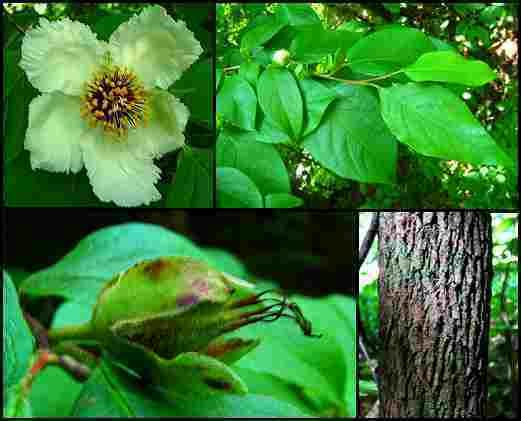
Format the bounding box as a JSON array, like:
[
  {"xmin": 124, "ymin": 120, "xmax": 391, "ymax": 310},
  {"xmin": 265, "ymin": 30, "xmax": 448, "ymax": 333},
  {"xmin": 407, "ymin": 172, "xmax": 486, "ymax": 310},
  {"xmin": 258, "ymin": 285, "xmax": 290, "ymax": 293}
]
[{"xmin": 49, "ymin": 256, "xmax": 318, "ymax": 395}]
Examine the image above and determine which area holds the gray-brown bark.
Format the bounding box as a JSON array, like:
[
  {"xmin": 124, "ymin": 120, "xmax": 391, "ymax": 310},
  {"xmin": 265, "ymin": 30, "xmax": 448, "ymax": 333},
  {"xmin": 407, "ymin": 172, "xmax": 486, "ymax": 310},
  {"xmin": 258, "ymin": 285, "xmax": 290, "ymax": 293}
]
[{"xmin": 378, "ymin": 212, "xmax": 492, "ymax": 417}]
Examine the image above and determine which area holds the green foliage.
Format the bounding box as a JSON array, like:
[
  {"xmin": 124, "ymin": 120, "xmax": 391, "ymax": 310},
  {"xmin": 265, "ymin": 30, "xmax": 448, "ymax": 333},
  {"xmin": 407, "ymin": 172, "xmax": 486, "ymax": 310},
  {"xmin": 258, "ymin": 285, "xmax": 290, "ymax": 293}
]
[
  {"xmin": 3, "ymin": 272, "xmax": 35, "ymax": 416},
  {"xmin": 4, "ymin": 224, "xmax": 356, "ymax": 416},
  {"xmin": 217, "ymin": 3, "xmax": 518, "ymax": 208}
]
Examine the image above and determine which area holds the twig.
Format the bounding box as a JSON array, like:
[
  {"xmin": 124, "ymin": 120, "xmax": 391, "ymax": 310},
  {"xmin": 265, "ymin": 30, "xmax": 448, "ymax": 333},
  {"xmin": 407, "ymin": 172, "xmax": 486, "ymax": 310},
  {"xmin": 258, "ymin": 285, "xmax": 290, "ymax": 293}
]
[
  {"xmin": 223, "ymin": 65, "xmax": 240, "ymax": 73},
  {"xmin": 358, "ymin": 212, "xmax": 379, "ymax": 271},
  {"xmin": 358, "ymin": 212, "xmax": 380, "ymax": 396},
  {"xmin": 23, "ymin": 312, "xmax": 92, "ymax": 382},
  {"xmin": 3, "ymin": 7, "xmax": 26, "ymax": 34}
]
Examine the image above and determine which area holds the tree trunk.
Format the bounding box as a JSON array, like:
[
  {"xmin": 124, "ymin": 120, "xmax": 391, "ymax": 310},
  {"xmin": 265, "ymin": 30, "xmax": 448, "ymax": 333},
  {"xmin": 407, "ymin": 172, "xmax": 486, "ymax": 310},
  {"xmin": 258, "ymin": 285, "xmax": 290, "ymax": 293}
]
[{"xmin": 377, "ymin": 212, "xmax": 492, "ymax": 417}]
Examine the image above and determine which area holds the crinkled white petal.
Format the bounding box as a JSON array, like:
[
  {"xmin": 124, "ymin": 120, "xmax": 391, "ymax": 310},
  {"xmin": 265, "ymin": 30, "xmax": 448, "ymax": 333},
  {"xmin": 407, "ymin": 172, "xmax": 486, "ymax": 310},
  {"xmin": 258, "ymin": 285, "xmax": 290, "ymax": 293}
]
[
  {"xmin": 127, "ymin": 89, "xmax": 189, "ymax": 159},
  {"xmin": 24, "ymin": 92, "xmax": 86, "ymax": 173},
  {"xmin": 19, "ymin": 17, "xmax": 107, "ymax": 95},
  {"xmin": 81, "ymin": 130, "xmax": 162, "ymax": 207},
  {"xmin": 109, "ymin": 5, "xmax": 203, "ymax": 90}
]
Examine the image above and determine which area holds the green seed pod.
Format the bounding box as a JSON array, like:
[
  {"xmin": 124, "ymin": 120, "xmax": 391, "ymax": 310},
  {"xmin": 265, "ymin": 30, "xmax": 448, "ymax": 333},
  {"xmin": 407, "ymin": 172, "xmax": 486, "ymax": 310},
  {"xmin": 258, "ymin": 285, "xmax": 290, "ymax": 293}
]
[
  {"xmin": 49, "ymin": 256, "xmax": 319, "ymax": 395},
  {"xmin": 87, "ymin": 257, "xmax": 281, "ymax": 393}
]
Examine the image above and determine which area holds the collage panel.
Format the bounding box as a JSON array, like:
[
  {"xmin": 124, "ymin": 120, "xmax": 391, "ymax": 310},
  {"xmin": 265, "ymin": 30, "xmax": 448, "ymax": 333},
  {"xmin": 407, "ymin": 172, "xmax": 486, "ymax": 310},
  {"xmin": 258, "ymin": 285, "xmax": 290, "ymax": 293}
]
[
  {"xmin": 4, "ymin": 2, "xmax": 213, "ymax": 208},
  {"xmin": 216, "ymin": 3, "xmax": 517, "ymax": 209},
  {"xmin": 2, "ymin": 1, "xmax": 519, "ymax": 419},
  {"xmin": 358, "ymin": 212, "xmax": 518, "ymax": 418},
  {"xmin": 4, "ymin": 210, "xmax": 357, "ymax": 417}
]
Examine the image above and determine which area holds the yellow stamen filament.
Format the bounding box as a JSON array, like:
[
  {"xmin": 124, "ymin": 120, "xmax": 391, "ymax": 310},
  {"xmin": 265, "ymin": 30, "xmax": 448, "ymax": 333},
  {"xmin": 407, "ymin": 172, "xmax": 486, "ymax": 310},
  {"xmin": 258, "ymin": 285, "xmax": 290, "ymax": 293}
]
[{"xmin": 80, "ymin": 63, "xmax": 148, "ymax": 140}]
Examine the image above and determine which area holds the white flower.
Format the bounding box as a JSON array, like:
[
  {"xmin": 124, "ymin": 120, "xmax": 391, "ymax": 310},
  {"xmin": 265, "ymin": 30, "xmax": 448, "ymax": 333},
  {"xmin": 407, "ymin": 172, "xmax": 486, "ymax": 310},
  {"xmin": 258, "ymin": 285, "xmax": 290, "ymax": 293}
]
[{"xmin": 19, "ymin": 6, "xmax": 203, "ymax": 206}]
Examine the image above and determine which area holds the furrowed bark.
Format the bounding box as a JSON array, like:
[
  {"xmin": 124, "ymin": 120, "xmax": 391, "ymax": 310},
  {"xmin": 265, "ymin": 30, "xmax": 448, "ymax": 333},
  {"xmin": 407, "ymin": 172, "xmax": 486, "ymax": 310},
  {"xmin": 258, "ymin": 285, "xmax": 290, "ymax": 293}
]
[{"xmin": 378, "ymin": 212, "xmax": 492, "ymax": 417}]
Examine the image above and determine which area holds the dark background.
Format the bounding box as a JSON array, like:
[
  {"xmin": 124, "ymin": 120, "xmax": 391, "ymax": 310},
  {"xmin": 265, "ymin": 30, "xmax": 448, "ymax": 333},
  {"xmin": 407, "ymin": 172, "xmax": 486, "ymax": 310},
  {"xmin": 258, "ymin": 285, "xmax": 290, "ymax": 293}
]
[{"xmin": 3, "ymin": 210, "xmax": 356, "ymax": 297}]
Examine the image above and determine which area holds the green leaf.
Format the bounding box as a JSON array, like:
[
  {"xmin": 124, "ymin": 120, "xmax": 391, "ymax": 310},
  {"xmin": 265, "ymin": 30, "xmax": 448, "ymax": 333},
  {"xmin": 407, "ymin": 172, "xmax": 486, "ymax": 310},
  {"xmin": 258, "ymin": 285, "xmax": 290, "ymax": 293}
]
[
  {"xmin": 172, "ymin": 58, "xmax": 212, "ymax": 127},
  {"xmin": 257, "ymin": 68, "xmax": 303, "ymax": 139},
  {"xmin": 290, "ymin": 25, "xmax": 361, "ymax": 64},
  {"xmin": 73, "ymin": 360, "xmax": 307, "ymax": 416},
  {"xmin": 217, "ymin": 130, "xmax": 291, "ymax": 196},
  {"xmin": 4, "ymin": 37, "xmax": 22, "ymax": 102},
  {"xmin": 378, "ymin": 83, "xmax": 513, "ymax": 167},
  {"xmin": 275, "ymin": 4, "xmax": 320, "ymax": 26},
  {"xmin": 405, "ymin": 51, "xmax": 496, "ymax": 86},
  {"xmin": 264, "ymin": 193, "xmax": 303, "ymax": 208},
  {"xmin": 234, "ymin": 367, "xmax": 317, "ymax": 415},
  {"xmin": 256, "ymin": 117, "xmax": 292, "ymax": 144},
  {"xmin": 347, "ymin": 26, "xmax": 434, "ymax": 76},
  {"xmin": 239, "ymin": 61, "xmax": 261, "ymax": 90},
  {"xmin": 240, "ymin": 16, "xmax": 286, "ymax": 52},
  {"xmin": 203, "ymin": 248, "xmax": 247, "ymax": 278},
  {"xmin": 29, "ymin": 367, "xmax": 82, "ymax": 416},
  {"xmin": 299, "ymin": 79, "xmax": 338, "ymax": 137},
  {"xmin": 4, "ymin": 152, "xmax": 109, "ymax": 207},
  {"xmin": 3, "ymin": 271, "xmax": 34, "ymax": 410},
  {"xmin": 216, "ymin": 67, "xmax": 223, "ymax": 91},
  {"xmin": 92, "ymin": 12, "xmax": 134, "ymax": 41},
  {"xmin": 4, "ymin": 73, "xmax": 37, "ymax": 165},
  {"xmin": 219, "ymin": 119, "xmax": 290, "ymax": 144},
  {"xmin": 337, "ymin": 20, "xmax": 371, "ymax": 34},
  {"xmin": 234, "ymin": 294, "xmax": 355, "ymax": 414},
  {"xmin": 302, "ymin": 84, "xmax": 397, "ymax": 184},
  {"xmin": 19, "ymin": 223, "xmax": 206, "ymax": 302},
  {"xmin": 429, "ymin": 36, "xmax": 457, "ymax": 52},
  {"xmin": 166, "ymin": 146, "xmax": 212, "ymax": 208},
  {"xmin": 217, "ymin": 75, "xmax": 257, "ymax": 131},
  {"xmin": 217, "ymin": 167, "xmax": 264, "ymax": 208}
]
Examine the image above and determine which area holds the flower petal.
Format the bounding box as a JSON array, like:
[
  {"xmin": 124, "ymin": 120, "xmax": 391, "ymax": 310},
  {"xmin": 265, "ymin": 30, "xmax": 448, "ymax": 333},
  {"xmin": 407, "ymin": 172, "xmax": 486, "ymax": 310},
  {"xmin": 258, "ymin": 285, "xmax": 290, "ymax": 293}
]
[
  {"xmin": 109, "ymin": 6, "xmax": 203, "ymax": 89},
  {"xmin": 19, "ymin": 17, "xmax": 107, "ymax": 95},
  {"xmin": 128, "ymin": 89, "xmax": 189, "ymax": 158},
  {"xmin": 24, "ymin": 92, "xmax": 85, "ymax": 173},
  {"xmin": 81, "ymin": 132, "xmax": 162, "ymax": 207}
]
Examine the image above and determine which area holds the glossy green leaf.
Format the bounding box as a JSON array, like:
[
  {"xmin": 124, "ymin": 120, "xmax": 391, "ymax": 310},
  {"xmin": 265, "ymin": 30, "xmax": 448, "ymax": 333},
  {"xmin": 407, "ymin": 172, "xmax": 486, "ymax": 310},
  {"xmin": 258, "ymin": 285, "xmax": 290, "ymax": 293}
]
[
  {"xmin": 217, "ymin": 75, "xmax": 257, "ymax": 131},
  {"xmin": 256, "ymin": 117, "xmax": 292, "ymax": 144},
  {"xmin": 405, "ymin": 51, "xmax": 496, "ymax": 86},
  {"xmin": 379, "ymin": 83, "xmax": 513, "ymax": 167},
  {"xmin": 239, "ymin": 61, "xmax": 261, "ymax": 90},
  {"xmin": 264, "ymin": 193, "xmax": 303, "ymax": 208},
  {"xmin": 73, "ymin": 360, "xmax": 307, "ymax": 416},
  {"xmin": 276, "ymin": 4, "xmax": 320, "ymax": 26},
  {"xmin": 216, "ymin": 167, "xmax": 264, "ymax": 208},
  {"xmin": 257, "ymin": 68, "xmax": 303, "ymax": 139},
  {"xmin": 166, "ymin": 146, "xmax": 212, "ymax": 208},
  {"xmin": 303, "ymin": 85, "xmax": 397, "ymax": 183},
  {"xmin": 290, "ymin": 25, "xmax": 361, "ymax": 63},
  {"xmin": 3, "ymin": 271, "xmax": 34, "ymax": 410},
  {"xmin": 299, "ymin": 79, "xmax": 338, "ymax": 137},
  {"xmin": 220, "ymin": 119, "xmax": 290, "ymax": 144},
  {"xmin": 240, "ymin": 16, "xmax": 286, "ymax": 52},
  {"xmin": 347, "ymin": 27, "xmax": 434, "ymax": 76},
  {"xmin": 19, "ymin": 223, "xmax": 206, "ymax": 302},
  {"xmin": 217, "ymin": 130, "xmax": 291, "ymax": 195}
]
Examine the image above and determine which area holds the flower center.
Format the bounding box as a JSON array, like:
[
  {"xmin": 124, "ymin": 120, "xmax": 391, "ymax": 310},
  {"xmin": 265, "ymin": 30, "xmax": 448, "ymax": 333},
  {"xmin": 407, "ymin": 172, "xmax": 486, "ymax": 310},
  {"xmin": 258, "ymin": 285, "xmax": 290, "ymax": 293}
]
[{"xmin": 80, "ymin": 64, "xmax": 148, "ymax": 139}]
